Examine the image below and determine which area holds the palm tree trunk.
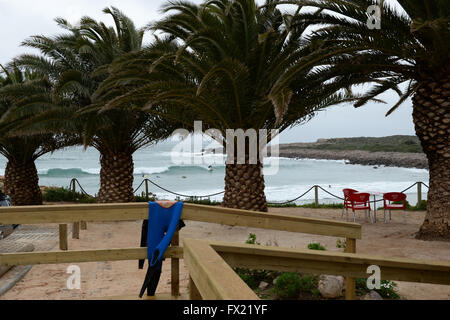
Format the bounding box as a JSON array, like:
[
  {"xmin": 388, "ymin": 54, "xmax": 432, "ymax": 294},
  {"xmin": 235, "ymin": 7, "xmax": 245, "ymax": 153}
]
[
  {"xmin": 223, "ymin": 157, "xmax": 268, "ymax": 212},
  {"xmin": 413, "ymin": 79, "xmax": 450, "ymax": 240},
  {"xmin": 97, "ymin": 150, "xmax": 134, "ymax": 203},
  {"xmin": 4, "ymin": 159, "xmax": 42, "ymax": 206}
]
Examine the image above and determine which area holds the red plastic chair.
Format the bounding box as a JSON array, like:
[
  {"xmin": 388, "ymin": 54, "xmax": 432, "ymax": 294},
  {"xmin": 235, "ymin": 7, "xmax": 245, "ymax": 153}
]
[
  {"xmin": 383, "ymin": 192, "xmax": 407, "ymax": 224},
  {"xmin": 347, "ymin": 193, "xmax": 372, "ymax": 223},
  {"xmin": 342, "ymin": 188, "xmax": 359, "ymax": 221}
]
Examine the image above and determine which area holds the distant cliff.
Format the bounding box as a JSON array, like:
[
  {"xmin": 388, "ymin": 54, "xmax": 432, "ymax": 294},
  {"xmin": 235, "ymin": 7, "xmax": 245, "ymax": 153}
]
[{"xmin": 271, "ymin": 136, "xmax": 428, "ymax": 169}]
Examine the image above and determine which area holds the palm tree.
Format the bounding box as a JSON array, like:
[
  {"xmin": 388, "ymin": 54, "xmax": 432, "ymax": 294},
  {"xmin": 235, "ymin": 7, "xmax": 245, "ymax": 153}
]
[
  {"xmin": 98, "ymin": 0, "xmax": 353, "ymax": 211},
  {"xmin": 294, "ymin": 0, "xmax": 449, "ymax": 239},
  {"xmin": 0, "ymin": 65, "xmax": 72, "ymax": 205},
  {"xmin": 15, "ymin": 7, "xmax": 181, "ymax": 203}
]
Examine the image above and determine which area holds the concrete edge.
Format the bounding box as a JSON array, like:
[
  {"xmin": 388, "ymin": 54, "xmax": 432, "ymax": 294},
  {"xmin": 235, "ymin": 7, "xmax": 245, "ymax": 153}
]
[{"xmin": 0, "ymin": 265, "xmax": 33, "ymax": 297}]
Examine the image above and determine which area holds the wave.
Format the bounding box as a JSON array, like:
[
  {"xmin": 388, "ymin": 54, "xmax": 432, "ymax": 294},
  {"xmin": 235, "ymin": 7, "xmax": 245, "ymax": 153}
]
[
  {"xmin": 38, "ymin": 168, "xmax": 99, "ymax": 177},
  {"xmin": 36, "ymin": 165, "xmax": 221, "ymax": 177}
]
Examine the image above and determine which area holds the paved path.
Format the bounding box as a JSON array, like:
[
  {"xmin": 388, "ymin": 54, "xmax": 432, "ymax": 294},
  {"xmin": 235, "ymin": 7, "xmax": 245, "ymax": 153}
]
[{"xmin": 0, "ymin": 224, "xmax": 64, "ymax": 296}]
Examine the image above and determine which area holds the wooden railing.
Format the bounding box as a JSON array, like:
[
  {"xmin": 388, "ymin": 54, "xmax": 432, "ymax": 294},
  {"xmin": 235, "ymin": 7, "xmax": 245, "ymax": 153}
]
[
  {"xmin": 185, "ymin": 239, "xmax": 450, "ymax": 300},
  {"xmin": 1, "ymin": 203, "xmax": 449, "ymax": 300},
  {"xmin": 0, "ymin": 202, "xmax": 361, "ymax": 299}
]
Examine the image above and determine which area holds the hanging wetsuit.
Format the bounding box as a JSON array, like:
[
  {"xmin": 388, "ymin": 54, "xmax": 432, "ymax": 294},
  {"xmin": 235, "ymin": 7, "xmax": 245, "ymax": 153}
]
[{"xmin": 139, "ymin": 201, "xmax": 185, "ymax": 298}]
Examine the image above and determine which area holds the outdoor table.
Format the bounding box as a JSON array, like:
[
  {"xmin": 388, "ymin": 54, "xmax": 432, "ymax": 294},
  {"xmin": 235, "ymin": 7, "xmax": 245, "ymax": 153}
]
[{"xmin": 362, "ymin": 191, "xmax": 383, "ymax": 223}]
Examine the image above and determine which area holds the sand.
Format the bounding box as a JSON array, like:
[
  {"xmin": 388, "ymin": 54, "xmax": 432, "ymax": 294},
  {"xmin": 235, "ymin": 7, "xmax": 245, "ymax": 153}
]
[{"xmin": 1, "ymin": 207, "xmax": 449, "ymax": 300}]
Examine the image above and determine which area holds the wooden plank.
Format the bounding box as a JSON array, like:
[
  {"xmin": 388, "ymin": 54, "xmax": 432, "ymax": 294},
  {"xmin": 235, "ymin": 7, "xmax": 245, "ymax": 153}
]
[
  {"xmin": 59, "ymin": 224, "xmax": 68, "ymax": 251},
  {"xmin": 171, "ymin": 230, "xmax": 180, "ymax": 296},
  {"xmin": 183, "ymin": 238, "xmax": 259, "ymax": 300},
  {"xmin": 0, "ymin": 247, "xmax": 183, "ymax": 266},
  {"xmin": 211, "ymin": 241, "xmax": 450, "ymax": 286},
  {"xmin": 91, "ymin": 293, "xmax": 190, "ymax": 300},
  {"xmin": 183, "ymin": 204, "xmax": 362, "ymax": 239},
  {"xmin": 0, "ymin": 203, "xmax": 362, "ymax": 239},
  {"xmin": 0, "ymin": 203, "xmax": 148, "ymax": 224},
  {"xmin": 189, "ymin": 276, "xmax": 202, "ymax": 300},
  {"xmin": 345, "ymin": 238, "xmax": 356, "ymax": 300}
]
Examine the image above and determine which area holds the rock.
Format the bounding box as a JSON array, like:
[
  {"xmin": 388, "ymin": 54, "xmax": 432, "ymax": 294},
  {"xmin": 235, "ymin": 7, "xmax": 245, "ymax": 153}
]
[
  {"xmin": 318, "ymin": 275, "xmax": 344, "ymax": 298},
  {"xmin": 258, "ymin": 281, "xmax": 269, "ymax": 290},
  {"xmin": 361, "ymin": 290, "xmax": 383, "ymax": 300},
  {"xmin": 272, "ymin": 276, "xmax": 279, "ymax": 285}
]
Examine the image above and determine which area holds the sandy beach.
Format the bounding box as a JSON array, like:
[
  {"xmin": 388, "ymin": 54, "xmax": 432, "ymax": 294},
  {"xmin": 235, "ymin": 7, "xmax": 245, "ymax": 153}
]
[{"xmin": 1, "ymin": 207, "xmax": 449, "ymax": 300}]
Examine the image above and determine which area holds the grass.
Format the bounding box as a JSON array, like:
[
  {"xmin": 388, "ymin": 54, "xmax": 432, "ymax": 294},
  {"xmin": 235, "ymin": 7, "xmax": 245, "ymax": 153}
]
[
  {"xmin": 286, "ymin": 135, "xmax": 424, "ymax": 153},
  {"xmin": 355, "ymin": 278, "xmax": 400, "ymax": 299},
  {"xmin": 307, "ymin": 242, "xmax": 326, "ymax": 251},
  {"xmin": 42, "ymin": 187, "xmax": 95, "ymax": 203},
  {"xmin": 268, "ymin": 202, "xmax": 344, "ymax": 209}
]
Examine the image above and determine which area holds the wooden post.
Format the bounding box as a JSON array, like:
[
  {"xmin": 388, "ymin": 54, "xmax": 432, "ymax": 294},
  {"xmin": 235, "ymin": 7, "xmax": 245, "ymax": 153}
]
[
  {"xmin": 80, "ymin": 221, "xmax": 87, "ymax": 230},
  {"xmin": 314, "ymin": 186, "xmax": 319, "ymax": 207},
  {"xmin": 72, "ymin": 222, "xmax": 80, "ymax": 239},
  {"xmin": 59, "ymin": 224, "xmax": 68, "ymax": 251},
  {"xmin": 417, "ymin": 182, "xmax": 422, "ymax": 206},
  {"xmin": 189, "ymin": 276, "xmax": 202, "ymax": 300},
  {"xmin": 171, "ymin": 230, "xmax": 180, "ymax": 296},
  {"xmin": 145, "ymin": 179, "xmax": 149, "ymax": 200},
  {"xmin": 345, "ymin": 237, "xmax": 356, "ymax": 300}
]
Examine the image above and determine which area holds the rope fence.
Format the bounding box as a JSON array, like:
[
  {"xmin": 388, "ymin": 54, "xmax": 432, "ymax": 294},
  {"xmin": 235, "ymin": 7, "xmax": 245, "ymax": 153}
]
[{"xmin": 68, "ymin": 178, "xmax": 429, "ymax": 207}]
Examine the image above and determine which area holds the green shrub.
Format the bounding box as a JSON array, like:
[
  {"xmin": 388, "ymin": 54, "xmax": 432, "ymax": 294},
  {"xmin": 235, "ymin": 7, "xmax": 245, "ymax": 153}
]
[
  {"xmin": 235, "ymin": 268, "xmax": 271, "ymax": 290},
  {"xmin": 389, "ymin": 199, "xmax": 427, "ymax": 211},
  {"xmin": 355, "ymin": 278, "xmax": 400, "ymax": 299},
  {"xmin": 297, "ymin": 274, "xmax": 319, "ymax": 292},
  {"xmin": 268, "ymin": 202, "xmax": 344, "ymax": 209},
  {"xmin": 234, "ymin": 233, "xmax": 274, "ymax": 290},
  {"xmin": 273, "ymin": 273, "xmax": 319, "ymax": 299},
  {"xmin": 246, "ymin": 233, "xmax": 260, "ymax": 245},
  {"xmin": 307, "ymin": 242, "xmax": 326, "ymax": 251},
  {"xmin": 134, "ymin": 195, "xmax": 158, "ymax": 202},
  {"xmin": 336, "ymin": 239, "xmax": 347, "ymax": 250},
  {"xmin": 42, "ymin": 187, "xmax": 95, "ymax": 203},
  {"xmin": 410, "ymin": 200, "xmax": 427, "ymax": 211},
  {"xmin": 377, "ymin": 281, "xmax": 400, "ymax": 299},
  {"xmin": 273, "ymin": 272, "xmax": 303, "ymax": 299}
]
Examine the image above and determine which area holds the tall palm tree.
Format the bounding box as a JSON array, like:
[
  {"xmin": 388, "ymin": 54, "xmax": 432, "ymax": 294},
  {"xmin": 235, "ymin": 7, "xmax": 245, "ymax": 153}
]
[
  {"xmin": 294, "ymin": 0, "xmax": 449, "ymax": 239},
  {"xmin": 0, "ymin": 65, "xmax": 72, "ymax": 205},
  {"xmin": 15, "ymin": 7, "xmax": 181, "ymax": 203},
  {"xmin": 98, "ymin": 0, "xmax": 353, "ymax": 211}
]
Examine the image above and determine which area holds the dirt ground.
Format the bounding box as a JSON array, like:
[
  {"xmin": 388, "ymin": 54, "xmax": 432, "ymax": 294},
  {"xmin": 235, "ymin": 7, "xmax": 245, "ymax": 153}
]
[{"xmin": 1, "ymin": 207, "xmax": 449, "ymax": 300}]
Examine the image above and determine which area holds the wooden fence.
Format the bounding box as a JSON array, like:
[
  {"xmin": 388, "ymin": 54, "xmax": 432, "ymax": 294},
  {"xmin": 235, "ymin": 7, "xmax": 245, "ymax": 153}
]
[
  {"xmin": 1, "ymin": 203, "xmax": 449, "ymax": 300},
  {"xmin": 185, "ymin": 239, "xmax": 450, "ymax": 300},
  {"xmin": 0, "ymin": 203, "xmax": 362, "ymax": 299}
]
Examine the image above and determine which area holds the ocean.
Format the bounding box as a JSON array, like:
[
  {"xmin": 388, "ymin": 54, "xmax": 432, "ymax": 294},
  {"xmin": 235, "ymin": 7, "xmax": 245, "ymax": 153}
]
[{"xmin": 0, "ymin": 140, "xmax": 429, "ymax": 206}]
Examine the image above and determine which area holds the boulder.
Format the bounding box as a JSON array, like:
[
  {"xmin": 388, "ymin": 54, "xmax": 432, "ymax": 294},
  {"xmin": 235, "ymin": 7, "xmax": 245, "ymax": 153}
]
[
  {"xmin": 258, "ymin": 281, "xmax": 269, "ymax": 290},
  {"xmin": 361, "ymin": 290, "xmax": 383, "ymax": 300},
  {"xmin": 318, "ymin": 275, "xmax": 344, "ymax": 298}
]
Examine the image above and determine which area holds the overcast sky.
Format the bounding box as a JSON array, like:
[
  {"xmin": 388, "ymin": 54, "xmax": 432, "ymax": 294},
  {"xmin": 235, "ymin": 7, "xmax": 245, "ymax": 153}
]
[{"xmin": 0, "ymin": 0, "xmax": 416, "ymax": 143}]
